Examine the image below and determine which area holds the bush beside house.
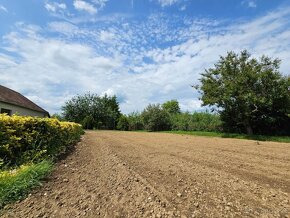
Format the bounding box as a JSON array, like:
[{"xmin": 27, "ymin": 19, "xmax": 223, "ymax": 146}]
[{"xmin": 0, "ymin": 114, "xmax": 83, "ymax": 168}]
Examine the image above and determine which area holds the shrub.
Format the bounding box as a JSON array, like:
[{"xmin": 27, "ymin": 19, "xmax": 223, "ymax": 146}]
[
  {"xmin": 170, "ymin": 112, "xmax": 191, "ymax": 131},
  {"xmin": 62, "ymin": 93, "xmax": 121, "ymax": 130},
  {"xmin": 162, "ymin": 100, "xmax": 181, "ymax": 114},
  {"xmin": 117, "ymin": 115, "xmax": 129, "ymax": 131},
  {"xmin": 171, "ymin": 112, "xmax": 222, "ymax": 132},
  {"xmin": 141, "ymin": 104, "xmax": 171, "ymax": 131},
  {"xmin": 189, "ymin": 112, "xmax": 222, "ymax": 132},
  {"xmin": 127, "ymin": 112, "xmax": 144, "ymax": 131},
  {"xmin": 0, "ymin": 114, "xmax": 83, "ymax": 168}
]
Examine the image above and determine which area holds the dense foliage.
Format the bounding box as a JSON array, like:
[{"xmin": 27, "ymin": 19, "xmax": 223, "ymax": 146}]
[
  {"xmin": 127, "ymin": 112, "xmax": 144, "ymax": 131},
  {"xmin": 118, "ymin": 100, "xmax": 221, "ymax": 132},
  {"xmin": 199, "ymin": 50, "xmax": 290, "ymax": 135},
  {"xmin": 117, "ymin": 115, "xmax": 129, "ymax": 131},
  {"xmin": 0, "ymin": 114, "xmax": 83, "ymax": 168},
  {"xmin": 162, "ymin": 100, "xmax": 181, "ymax": 114},
  {"xmin": 171, "ymin": 112, "xmax": 222, "ymax": 132},
  {"xmin": 62, "ymin": 93, "xmax": 121, "ymax": 130},
  {"xmin": 141, "ymin": 104, "xmax": 171, "ymax": 131}
]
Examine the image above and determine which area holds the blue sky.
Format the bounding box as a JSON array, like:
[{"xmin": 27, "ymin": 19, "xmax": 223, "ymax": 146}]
[{"xmin": 0, "ymin": 0, "xmax": 290, "ymax": 114}]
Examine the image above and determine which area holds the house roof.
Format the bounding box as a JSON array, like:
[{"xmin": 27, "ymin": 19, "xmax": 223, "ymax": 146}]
[{"xmin": 0, "ymin": 85, "xmax": 49, "ymax": 115}]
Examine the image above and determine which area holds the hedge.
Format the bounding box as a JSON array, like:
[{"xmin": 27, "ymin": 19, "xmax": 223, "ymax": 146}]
[{"xmin": 0, "ymin": 114, "xmax": 83, "ymax": 168}]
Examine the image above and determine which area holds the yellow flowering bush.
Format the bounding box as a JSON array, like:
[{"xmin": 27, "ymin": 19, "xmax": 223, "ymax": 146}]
[{"xmin": 0, "ymin": 114, "xmax": 83, "ymax": 168}]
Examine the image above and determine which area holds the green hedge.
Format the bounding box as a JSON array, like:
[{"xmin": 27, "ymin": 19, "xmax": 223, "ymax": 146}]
[{"xmin": 0, "ymin": 114, "xmax": 83, "ymax": 168}]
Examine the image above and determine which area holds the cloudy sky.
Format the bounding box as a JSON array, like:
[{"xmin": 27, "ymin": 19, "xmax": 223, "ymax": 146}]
[{"xmin": 0, "ymin": 0, "xmax": 290, "ymax": 114}]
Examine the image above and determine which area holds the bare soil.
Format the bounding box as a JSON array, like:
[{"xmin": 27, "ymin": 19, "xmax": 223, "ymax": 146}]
[{"xmin": 1, "ymin": 131, "xmax": 290, "ymax": 217}]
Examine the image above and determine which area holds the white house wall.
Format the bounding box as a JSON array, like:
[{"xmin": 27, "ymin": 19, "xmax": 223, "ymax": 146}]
[{"xmin": 0, "ymin": 101, "xmax": 46, "ymax": 117}]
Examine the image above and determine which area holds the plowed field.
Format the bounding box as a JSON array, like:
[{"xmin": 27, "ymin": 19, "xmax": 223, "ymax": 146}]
[{"xmin": 2, "ymin": 131, "xmax": 289, "ymax": 217}]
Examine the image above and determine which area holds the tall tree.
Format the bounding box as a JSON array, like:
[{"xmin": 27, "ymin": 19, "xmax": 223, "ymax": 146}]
[
  {"xmin": 162, "ymin": 100, "xmax": 181, "ymax": 114},
  {"xmin": 198, "ymin": 50, "xmax": 290, "ymax": 135},
  {"xmin": 127, "ymin": 112, "xmax": 144, "ymax": 131},
  {"xmin": 62, "ymin": 93, "xmax": 121, "ymax": 129},
  {"xmin": 141, "ymin": 104, "xmax": 171, "ymax": 131}
]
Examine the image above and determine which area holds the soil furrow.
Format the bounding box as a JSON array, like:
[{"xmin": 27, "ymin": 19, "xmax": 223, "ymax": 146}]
[{"xmin": 1, "ymin": 131, "xmax": 289, "ymax": 218}]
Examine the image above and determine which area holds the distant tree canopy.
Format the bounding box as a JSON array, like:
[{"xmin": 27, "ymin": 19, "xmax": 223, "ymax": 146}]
[
  {"xmin": 62, "ymin": 93, "xmax": 121, "ymax": 130},
  {"xmin": 127, "ymin": 112, "xmax": 144, "ymax": 131},
  {"xmin": 198, "ymin": 50, "xmax": 290, "ymax": 135},
  {"xmin": 118, "ymin": 100, "xmax": 222, "ymax": 133},
  {"xmin": 51, "ymin": 113, "xmax": 64, "ymax": 121},
  {"xmin": 141, "ymin": 104, "xmax": 171, "ymax": 131},
  {"xmin": 162, "ymin": 100, "xmax": 181, "ymax": 114},
  {"xmin": 170, "ymin": 111, "xmax": 222, "ymax": 132},
  {"xmin": 117, "ymin": 115, "xmax": 129, "ymax": 131}
]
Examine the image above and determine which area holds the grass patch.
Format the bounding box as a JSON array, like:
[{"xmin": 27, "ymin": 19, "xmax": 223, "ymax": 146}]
[
  {"xmin": 162, "ymin": 130, "xmax": 290, "ymax": 143},
  {"xmin": 0, "ymin": 160, "xmax": 53, "ymax": 208}
]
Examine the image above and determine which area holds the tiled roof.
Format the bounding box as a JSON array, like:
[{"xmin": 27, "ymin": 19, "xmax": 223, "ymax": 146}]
[{"xmin": 0, "ymin": 85, "xmax": 49, "ymax": 115}]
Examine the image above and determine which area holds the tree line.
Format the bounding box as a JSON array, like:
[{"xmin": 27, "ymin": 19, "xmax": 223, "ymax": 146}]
[
  {"xmin": 116, "ymin": 101, "xmax": 222, "ymax": 132},
  {"xmin": 58, "ymin": 50, "xmax": 290, "ymax": 136}
]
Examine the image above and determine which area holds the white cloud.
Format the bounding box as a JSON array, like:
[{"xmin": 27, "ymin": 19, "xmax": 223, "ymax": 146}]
[
  {"xmin": 99, "ymin": 30, "xmax": 115, "ymax": 42},
  {"xmin": 242, "ymin": 0, "xmax": 257, "ymax": 8},
  {"xmin": 248, "ymin": 1, "xmax": 257, "ymax": 8},
  {"xmin": 180, "ymin": 99, "xmax": 202, "ymax": 111},
  {"xmin": 92, "ymin": 0, "xmax": 108, "ymax": 8},
  {"xmin": 0, "ymin": 54, "xmax": 17, "ymax": 68},
  {"xmin": 155, "ymin": 0, "xmax": 179, "ymax": 7},
  {"xmin": 73, "ymin": 0, "xmax": 97, "ymax": 14},
  {"xmin": 1, "ymin": 7, "xmax": 290, "ymax": 114},
  {"xmin": 45, "ymin": 2, "xmax": 66, "ymax": 12},
  {"xmin": 179, "ymin": 5, "xmax": 186, "ymax": 11},
  {"xmin": 0, "ymin": 30, "xmax": 122, "ymax": 113},
  {"xmin": 48, "ymin": 22, "xmax": 80, "ymax": 36},
  {"xmin": 0, "ymin": 5, "xmax": 8, "ymax": 13},
  {"xmin": 101, "ymin": 88, "xmax": 115, "ymax": 97}
]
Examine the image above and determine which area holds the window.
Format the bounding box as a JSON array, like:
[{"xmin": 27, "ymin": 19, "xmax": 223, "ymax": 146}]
[{"xmin": 1, "ymin": 108, "xmax": 12, "ymax": 115}]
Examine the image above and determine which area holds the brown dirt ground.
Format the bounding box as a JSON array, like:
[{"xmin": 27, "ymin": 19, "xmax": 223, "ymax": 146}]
[{"xmin": 1, "ymin": 131, "xmax": 290, "ymax": 218}]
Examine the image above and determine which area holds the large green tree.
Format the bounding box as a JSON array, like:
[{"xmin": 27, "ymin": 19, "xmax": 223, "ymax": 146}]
[
  {"xmin": 141, "ymin": 104, "xmax": 171, "ymax": 131},
  {"xmin": 162, "ymin": 100, "xmax": 181, "ymax": 114},
  {"xmin": 198, "ymin": 50, "xmax": 290, "ymax": 135},
  {"xmin": 62, "ymin": 93, "xmax": 121, "ymax": 129},
  {"xmin": 127, "ymin": 112, "xmax": 144, "ymax": 131},
  {"xmin": 117, "ymin": 115, "xmax": 129, "ymax": 131}
]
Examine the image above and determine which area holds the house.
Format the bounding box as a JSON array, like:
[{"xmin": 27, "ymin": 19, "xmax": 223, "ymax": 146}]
[{"xmin": 0, "ymin": 85, "xmax": 49, "ymax": 117}]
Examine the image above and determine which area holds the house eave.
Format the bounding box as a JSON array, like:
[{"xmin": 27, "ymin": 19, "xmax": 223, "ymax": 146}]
[{"xmin": 0, "ymin": 100, "xmax": 50, "ymax": 117}]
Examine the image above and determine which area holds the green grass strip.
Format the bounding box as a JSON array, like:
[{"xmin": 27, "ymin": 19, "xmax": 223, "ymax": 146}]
[
  {"xmin": 162, "ymin": 131, "xmax": 290, "ymax": 143},
  {"xmin": 0, "ymin": 160, "xmax": 53, "ymax": 208}
]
